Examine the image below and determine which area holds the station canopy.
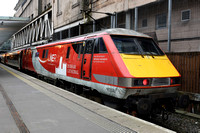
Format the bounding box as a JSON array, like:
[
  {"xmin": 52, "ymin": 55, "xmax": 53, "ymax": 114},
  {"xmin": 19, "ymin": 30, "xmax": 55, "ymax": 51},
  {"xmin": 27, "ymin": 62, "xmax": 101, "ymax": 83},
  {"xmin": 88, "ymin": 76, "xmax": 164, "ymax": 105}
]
[{"xmin": 0, "ymin": 16, "xmax": 29, "ymax": 46}]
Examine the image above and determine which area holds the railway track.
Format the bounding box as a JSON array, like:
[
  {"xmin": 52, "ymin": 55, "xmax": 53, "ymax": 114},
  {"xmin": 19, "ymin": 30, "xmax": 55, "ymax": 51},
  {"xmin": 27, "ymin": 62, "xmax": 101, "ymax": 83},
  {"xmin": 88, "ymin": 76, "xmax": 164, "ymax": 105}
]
[{"xmin": 150, "ymin": 112, "xmax": 200, "ymax": 133}]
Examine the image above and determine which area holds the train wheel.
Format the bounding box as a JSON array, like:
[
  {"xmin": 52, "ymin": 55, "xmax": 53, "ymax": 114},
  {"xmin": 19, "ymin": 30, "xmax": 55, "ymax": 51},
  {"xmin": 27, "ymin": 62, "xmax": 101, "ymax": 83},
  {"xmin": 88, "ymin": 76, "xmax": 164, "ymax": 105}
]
[
  {"xmin": 178, "ymin": 95, "xmax": 190, "ymax": 108},
  {"xmin": 137, "ymin": 98, "xmax": 151, "ymax": 115}
]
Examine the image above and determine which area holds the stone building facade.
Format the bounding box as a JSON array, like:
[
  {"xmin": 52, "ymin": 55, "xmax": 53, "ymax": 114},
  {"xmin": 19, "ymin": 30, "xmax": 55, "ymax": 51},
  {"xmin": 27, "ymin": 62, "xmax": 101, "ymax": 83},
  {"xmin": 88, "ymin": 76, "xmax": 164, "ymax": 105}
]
[{"xmin": 14, "ymin": 0, "xmax": 200, "ymax": 52}]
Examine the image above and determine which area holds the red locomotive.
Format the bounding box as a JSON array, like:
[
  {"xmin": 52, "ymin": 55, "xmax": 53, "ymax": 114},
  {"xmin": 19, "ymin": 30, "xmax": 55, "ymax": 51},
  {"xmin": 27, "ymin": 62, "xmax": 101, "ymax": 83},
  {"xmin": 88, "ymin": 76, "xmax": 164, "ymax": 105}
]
[{"xmin": 2, "ymin": 28, "xmax": 189, "ymax": 117}]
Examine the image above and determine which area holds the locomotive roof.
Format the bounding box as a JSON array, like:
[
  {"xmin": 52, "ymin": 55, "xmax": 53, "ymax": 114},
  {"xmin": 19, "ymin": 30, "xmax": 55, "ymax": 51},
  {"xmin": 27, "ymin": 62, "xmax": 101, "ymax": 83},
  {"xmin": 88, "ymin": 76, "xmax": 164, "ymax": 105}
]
[
  {"xmin": 36, "ymin": 28, "xmax": 150, "ymax": 48},
  {"xmin": 102, "ymin": 28, "xmax": 150, "ymax": 37}
]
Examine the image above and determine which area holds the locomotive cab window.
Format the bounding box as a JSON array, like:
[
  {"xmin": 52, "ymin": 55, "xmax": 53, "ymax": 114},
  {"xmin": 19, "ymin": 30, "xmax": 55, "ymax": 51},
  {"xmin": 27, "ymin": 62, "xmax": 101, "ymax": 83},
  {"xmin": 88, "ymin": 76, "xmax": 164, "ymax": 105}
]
[
  {"xmin": 136, "ymin": 38, "xmax": 164, "ymax": 55},
  {"xmin": 66, "ymin": 47, "xmax": 71, "ymax": 59},
  {"xmin": 85, "ymin": 39, "xmax": 94, "ymax": 54},
  {"xmin": 94, "ymin": 38, "xmax": 107, "ymax": 53},
  {"xmin": 72, "ymin": 44, "xmax": 79, "ymax": 54},
  {"xmin": 111, "ymin": 35, "xmax": 164, "ymax": 56},
  {"xmin": 72, "ymin": 41, "xmax": 84, "ymax": 59}
]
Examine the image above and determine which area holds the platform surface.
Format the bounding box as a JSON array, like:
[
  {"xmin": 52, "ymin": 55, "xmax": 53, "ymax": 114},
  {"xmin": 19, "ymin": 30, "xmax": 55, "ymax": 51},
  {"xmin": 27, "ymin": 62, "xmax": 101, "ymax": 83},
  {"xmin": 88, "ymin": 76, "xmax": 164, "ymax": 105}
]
[{"xmin": 0, "ymin": 64, "xmax": 175, "ymax": 133}]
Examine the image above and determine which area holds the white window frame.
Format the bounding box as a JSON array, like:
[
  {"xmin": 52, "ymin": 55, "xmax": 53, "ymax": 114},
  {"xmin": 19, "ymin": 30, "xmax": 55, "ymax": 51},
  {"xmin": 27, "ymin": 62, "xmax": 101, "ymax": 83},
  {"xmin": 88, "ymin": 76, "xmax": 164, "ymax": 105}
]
[{"xmin": 181, "ymin": 9, "xmax": 191, "ymax": 22}]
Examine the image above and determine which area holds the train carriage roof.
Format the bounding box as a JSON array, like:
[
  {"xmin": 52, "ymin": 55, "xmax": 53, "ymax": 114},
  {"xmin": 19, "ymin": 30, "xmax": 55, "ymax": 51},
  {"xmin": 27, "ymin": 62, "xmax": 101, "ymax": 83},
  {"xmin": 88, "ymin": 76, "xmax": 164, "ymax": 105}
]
[{"xmin": 103, "ymin": 28, "xmax": 149, "ymax": 37}]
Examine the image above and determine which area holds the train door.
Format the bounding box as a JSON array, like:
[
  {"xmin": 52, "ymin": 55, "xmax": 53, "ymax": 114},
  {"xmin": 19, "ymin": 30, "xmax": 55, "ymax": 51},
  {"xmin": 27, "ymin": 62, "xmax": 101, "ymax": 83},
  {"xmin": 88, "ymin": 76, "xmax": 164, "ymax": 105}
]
[
  {"xmin": 81, "ymin": 39, "xmax": 95, "ymax": 80},
  {"xmin": 24, "ymin": 49, "xmax": 28, "ymax": 69}
]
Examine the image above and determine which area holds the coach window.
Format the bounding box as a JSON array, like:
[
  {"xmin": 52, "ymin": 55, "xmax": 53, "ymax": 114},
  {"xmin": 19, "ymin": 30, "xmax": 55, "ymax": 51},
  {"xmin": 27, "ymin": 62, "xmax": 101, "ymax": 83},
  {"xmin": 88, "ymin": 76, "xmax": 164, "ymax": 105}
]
[
  {"xmin": 42, "ymin": 49, "xmax": 49, "ymax": 59},
  {"xmin": 42, "ymin": 50, "xmax": 45, "ymax": 58},
  {"xmin": 45, "ymin": 49, "xmax": 49, "ymax": 58},
  {"xmin": 94, "ymin": 38, "xmax": 107, "ymax": 53},
  {"xmin": 66, "ymin": 47, "xmax": 71, "ymax": 59}
]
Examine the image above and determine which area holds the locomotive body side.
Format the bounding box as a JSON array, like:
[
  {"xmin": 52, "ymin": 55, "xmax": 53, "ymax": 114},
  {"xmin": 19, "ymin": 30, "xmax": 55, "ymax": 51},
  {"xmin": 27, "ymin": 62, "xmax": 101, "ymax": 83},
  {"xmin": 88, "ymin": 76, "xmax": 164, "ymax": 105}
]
[
  {"xmin": 31, "ymin": 29, "xmax": 181, "ymax": 99},
  {"xmin": 31, "ymin": 34, "xmax": 128, "ymax": 98}
]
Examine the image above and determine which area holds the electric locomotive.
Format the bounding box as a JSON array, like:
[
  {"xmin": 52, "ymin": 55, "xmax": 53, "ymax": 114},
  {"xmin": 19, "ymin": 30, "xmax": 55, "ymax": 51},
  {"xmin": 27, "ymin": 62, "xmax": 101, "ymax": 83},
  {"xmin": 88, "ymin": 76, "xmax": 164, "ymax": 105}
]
[{"xmin": 4, "ymin": 28, "xmax": 188, "ymax": 116}]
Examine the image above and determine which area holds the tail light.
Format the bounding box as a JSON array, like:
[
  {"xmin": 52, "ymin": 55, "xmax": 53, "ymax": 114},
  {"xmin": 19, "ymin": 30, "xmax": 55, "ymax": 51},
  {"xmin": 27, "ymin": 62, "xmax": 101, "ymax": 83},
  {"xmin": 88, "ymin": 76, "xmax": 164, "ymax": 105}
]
[
  {"xmin": 134, "ymin": 78, "xmax": 151, "ymax": 86},
  {"xmin": 143, "ymin": 79, "xmax": 149, "ymax": 86},
  {"xmin": 170, "ymin": 78, "xmax": 173, "ymax": 84},
  {"xmin": 170, "ymin": 77, "xmax": 180, "ymax": 85}
]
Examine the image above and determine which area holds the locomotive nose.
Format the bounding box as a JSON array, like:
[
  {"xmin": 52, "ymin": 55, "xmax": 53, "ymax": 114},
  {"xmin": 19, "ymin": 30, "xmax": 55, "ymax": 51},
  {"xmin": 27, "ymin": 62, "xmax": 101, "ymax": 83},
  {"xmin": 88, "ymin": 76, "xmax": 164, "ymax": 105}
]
[{"xmin": 137, "ymin": 98, "xmax": 151, "ymax": 115}]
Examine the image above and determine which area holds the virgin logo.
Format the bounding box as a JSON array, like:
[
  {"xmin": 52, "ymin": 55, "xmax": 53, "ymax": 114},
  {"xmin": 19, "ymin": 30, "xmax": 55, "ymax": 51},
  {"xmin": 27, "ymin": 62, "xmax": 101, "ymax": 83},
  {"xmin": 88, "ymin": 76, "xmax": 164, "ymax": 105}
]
[{"xmin": 50, "ymin": 54, "xmax": 56, "ymax": 62}]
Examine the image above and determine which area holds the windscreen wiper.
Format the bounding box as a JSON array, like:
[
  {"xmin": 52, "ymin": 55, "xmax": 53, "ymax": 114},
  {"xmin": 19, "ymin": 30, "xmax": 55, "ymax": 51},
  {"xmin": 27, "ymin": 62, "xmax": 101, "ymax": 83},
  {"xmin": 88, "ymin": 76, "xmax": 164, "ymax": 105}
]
[{"xmin": 148, "ymin": 51, "xmax": 155, "ymax": 58}]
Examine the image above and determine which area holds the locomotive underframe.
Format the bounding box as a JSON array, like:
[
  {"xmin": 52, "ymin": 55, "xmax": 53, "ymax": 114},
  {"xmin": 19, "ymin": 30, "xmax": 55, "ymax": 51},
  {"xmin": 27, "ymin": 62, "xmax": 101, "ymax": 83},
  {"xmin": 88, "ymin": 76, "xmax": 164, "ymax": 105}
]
[{"xmin": 125, "ymin": 92, "xmax": 177, "ymax": 115}]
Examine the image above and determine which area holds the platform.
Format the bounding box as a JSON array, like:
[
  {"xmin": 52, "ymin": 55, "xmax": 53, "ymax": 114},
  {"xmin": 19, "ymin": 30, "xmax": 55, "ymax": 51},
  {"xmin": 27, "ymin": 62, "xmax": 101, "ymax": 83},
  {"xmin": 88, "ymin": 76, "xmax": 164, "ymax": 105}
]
[{"xmin": 0, "ymin": 64, "xmax": 175, "ymax": 133}]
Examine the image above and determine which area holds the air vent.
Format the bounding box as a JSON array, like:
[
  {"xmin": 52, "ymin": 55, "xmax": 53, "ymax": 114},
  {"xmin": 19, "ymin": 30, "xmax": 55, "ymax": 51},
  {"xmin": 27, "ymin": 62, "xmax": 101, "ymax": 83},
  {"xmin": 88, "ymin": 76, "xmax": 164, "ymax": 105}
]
[{"xmin": 181, "ymin": 10, "xmax": 190, "ymax": 21}]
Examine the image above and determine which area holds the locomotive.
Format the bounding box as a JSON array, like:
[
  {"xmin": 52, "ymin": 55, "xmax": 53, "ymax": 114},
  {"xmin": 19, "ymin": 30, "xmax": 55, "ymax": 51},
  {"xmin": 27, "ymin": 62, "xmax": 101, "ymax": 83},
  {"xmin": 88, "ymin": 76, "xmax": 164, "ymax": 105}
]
[{"xmin": 1, "ymin": 28, "xmax": 189, "ymax": 117}]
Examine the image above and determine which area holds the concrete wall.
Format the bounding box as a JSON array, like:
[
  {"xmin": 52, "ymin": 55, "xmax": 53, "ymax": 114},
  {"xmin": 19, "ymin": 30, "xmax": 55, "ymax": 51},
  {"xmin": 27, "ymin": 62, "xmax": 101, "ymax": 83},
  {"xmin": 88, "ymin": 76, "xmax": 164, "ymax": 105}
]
[
  {"xmin": 52, "ymin": 0, "xmax": 83, "ymax": 29},
  {"xmin": 91, "ymin": 0, "xmax": 157, "ymax": 20},
  {"xmin": 138, "ymin": 0, "xmax": 200, "ymax": 52},
  {"xmin": 41, "ymin": 0, "xmax": 52, "ymax": 12},
  {"xmin": 14, "ymin": 0, "xmax": 39, "ymax": 19},
  {"xmin": 52, "ymin": 0, "xmax": 157, "ymax": 29}
]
